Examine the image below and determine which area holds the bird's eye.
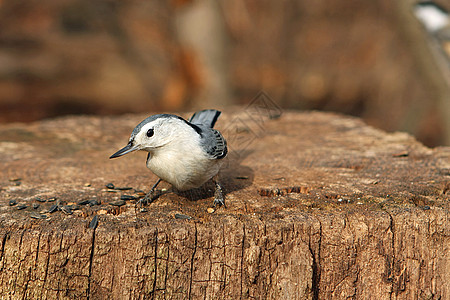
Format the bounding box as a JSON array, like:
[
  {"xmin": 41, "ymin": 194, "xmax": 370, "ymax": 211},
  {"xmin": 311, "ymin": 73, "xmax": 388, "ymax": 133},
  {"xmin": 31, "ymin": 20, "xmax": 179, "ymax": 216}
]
[{"xmin": 146, "ymin": 128, "xmax": 154, "ymax": 137}]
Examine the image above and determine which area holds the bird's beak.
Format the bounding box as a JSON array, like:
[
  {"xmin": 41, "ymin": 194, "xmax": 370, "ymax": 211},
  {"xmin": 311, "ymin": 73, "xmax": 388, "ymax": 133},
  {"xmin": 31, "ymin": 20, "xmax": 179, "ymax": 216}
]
[{"xmin": 109, "ymin": 141, "xmax": 139, "ymax": 159}]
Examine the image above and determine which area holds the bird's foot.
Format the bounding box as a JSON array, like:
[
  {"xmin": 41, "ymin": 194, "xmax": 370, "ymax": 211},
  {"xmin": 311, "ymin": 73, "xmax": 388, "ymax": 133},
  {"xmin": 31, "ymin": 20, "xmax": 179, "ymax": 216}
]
[
  {"xmin": 138, "ymin": 191, "xmax": 157, "ymax": 206},
  {"xmin": 135, "ymin": 179, "xmax": 162, "ymax": 211},
  {"xmin": 213, "ymin": 181, "xmax": 226, "ymax": 208}
]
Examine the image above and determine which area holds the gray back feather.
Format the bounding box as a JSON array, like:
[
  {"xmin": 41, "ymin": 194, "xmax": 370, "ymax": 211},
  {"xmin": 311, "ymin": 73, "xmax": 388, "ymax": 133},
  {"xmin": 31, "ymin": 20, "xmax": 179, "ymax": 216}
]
[
  {"xmin": 189, "ymin": 110, "xmax": 227, "ymax": 159},
  {"xmin": 197, "ymin": 125, "xmax": 227, "ymax": 159}
]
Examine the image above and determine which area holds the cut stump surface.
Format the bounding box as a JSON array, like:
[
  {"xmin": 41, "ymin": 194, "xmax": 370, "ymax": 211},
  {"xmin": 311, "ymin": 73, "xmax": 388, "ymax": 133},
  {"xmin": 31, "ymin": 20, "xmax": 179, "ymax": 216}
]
[{"xmin": 0, "ymin": 111, "xmax": 449, "ymax": 299}]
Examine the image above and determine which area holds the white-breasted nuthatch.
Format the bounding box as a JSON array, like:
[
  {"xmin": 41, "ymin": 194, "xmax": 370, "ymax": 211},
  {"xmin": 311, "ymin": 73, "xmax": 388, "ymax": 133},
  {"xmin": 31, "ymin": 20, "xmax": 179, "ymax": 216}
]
[{"xmin": 110, "ymin": 109, "xmax": 227, "ymax": 207}]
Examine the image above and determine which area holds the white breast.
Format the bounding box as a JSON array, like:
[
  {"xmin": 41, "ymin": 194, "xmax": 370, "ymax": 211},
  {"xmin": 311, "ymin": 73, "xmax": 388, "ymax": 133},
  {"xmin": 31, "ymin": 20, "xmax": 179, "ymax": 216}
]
[{"xmin": 146, "ymin": 139, "xmax": 222, "ymax": 190}]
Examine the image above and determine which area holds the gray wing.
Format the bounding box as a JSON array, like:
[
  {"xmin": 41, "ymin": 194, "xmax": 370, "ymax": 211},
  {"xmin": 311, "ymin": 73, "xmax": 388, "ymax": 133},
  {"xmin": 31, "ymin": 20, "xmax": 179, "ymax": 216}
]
[{"xmin": 199, "ymin": 127, "xmax": 227, "ymax": 159}]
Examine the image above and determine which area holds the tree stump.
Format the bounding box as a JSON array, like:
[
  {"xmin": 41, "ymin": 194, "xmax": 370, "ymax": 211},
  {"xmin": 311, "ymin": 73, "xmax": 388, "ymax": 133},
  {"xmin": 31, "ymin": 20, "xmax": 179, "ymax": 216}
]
[{"xmin": 0, "ymin": 110, "xmax": 449, "ymax": 299}]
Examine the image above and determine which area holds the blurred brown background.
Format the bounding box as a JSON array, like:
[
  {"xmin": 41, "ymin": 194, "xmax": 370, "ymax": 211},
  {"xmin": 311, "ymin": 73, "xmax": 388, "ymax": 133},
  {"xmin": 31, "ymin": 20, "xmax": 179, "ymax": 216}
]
[{"xmin": 0, "ymin": 0, "xmax": 449, "ymax": 146}]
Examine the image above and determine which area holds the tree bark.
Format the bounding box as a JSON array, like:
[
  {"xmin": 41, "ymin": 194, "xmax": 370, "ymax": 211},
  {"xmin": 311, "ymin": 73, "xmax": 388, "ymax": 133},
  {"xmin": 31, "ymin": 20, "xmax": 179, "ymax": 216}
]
[{"xmin": 0, "ymin": 111, "xmax": 449, "ymax": 299}]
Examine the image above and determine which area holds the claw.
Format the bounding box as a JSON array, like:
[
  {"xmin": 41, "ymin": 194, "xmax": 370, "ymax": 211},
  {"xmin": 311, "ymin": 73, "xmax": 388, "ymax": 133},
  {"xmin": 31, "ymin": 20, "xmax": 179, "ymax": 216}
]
[
  {"xmin": 213, "ymin": 180, "xmax": 226, "ymax": 208},
  {"xmin": 213, "ymin": 197, "xmax": 225, "ymax": 207},
  {"xmin": 136, "ymin": 179, "xmax": 161, "ymax": 209}
]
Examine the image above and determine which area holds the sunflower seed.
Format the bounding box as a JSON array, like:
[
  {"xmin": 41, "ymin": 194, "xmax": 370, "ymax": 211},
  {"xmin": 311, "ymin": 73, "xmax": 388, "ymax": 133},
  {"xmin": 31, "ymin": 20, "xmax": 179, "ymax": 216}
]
[
  {"xmin": 78, "ymin": 199, "xmax": 91, "ymax": 205},
  {"xmin": 30, "ymin": 212, "xmax": 48, "ymax": 219},
  {"xmin": 120, "ymin": 195, "xmax": 137, "ymax": 201},
  {"xmin": 115, "ymin": 186, "xmax": 133, "ymax": 191},
  {"xmin": 68, "ymin": 204, "xmax": 80, "ymax": 211},
  {"xmin": 175, "ymin": 213, "xmax": 192, "ymax": 220},
  {"xmin": 48, "ymin": 205, "xmax": 58, "ymax": 213},
  {"xmin": 60, "ymin": 206, "xmax": 73, "ymax": 215},
  {"xmin": 134, "ymin": 190, "xmax": 146, "ymax": 197},
  {"xmin": 105, "ymin": 183, "xmax": 115, "ymax": 189},
  {"xmin": 110, "ymin": 200, "xmax": 126, "ymax": 207},
  {"xmin": 89, "ymin": 199, "xmax": 100, "ymax": 206},
  {"xmin": 9, "ymin": 199, "xmax": 17, "ymax": 206},
  {"xmin": 16, "ymin": 204, "xmax": 27, "ymax": 210},
  {"xmin": 32, "ymin": 203, "xmax": 40, "ymax": 209},
  {"xmin": 89, "ymin": 215, "xmax": 99, "ymax": 229}
]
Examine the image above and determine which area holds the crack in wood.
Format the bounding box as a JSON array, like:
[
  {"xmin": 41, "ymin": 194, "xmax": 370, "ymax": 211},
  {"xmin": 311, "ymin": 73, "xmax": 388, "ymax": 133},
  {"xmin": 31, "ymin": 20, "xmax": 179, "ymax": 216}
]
[
  {"xmin": 0, "ymin": 232, "xmax": 8, "ymax": 272},
  {"xmin": 41, "ymin": 234, "xmax": 51, "ymax": 298},
  {"xmin": 13, "ymin": 229, "xmax": 27, "ymax": 294},
  {"xmin": 151, "ymin": 227, "xmax": 158, "ymax": 296},
  {"xmin": 310, "ymin": 215, "xmax": 322, "ymax": 300},
  {"xmin": 383, "ymin": 209, "xmax": 396, "ymax": 300},
  {"xmin": 240, "ymin": 223, "xmax": 245, "ymax": 300},
  {"xmin": 163, "ymin": 236, "xmax": 169, "ymax": 300},
  {"xmin": 87, "ymin": 222, "xmax": 97, "ymax": 299},
  {"xmin": 188, "ymin": 223, "xmax": 197, "ymax": 300}
]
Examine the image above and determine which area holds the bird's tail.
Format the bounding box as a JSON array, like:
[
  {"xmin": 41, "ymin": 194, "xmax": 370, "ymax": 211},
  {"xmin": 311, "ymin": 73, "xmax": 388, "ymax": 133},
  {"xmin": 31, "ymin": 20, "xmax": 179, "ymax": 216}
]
[{"xmin": 189, "ymin": 109, "xmax": 221, "ymax": 128}]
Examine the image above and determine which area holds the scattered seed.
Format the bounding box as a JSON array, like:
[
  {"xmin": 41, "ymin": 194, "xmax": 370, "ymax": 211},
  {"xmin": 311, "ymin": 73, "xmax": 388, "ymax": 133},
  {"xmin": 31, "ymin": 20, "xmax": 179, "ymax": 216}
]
[
  {"xmin": 120, "ymin": 195, "xmax": 137, "ymax": 201},
  {"xmin": 35, "ymin": 197, "xmax": 46, "ymax": 203},
  {"xmin": 30, "ymin": 212, "xmax": 48, "ymax": 219},
  {"xmin": 32, "ymin": 203, "xmax": 40, "ymax": 209},
  {"xmin": 68, "ymin": 204, "xmax": 80, "ymax": 211},
  {"xmin": 207, "ymin": 207, "xmax": 215, "ymax": 214},
  {"xmin": 175, "ymin": 213, "xmax": 192, "ymax": 220},
  {"xmin": 161, "ymin": 188, "xmax": 167, "ymax": 192},
  {"xmin": 393, "ymin": 151, "xmax": 409, "ymax": 157},
  {"xmin": 115, "ymin": 186, "xmax": 133, "ymax": 191},
  {"xmin": 48, "ymin": 205, "xmax": 58, "ymax": 213},
  {"xmin": 60, "ymin": 205, "xmax": 73, "ymax": 215},
  {"xmin": 89, "ymin": 215, "xmax": 99, "ymax": 229},
  {"xmin": 78, "ymin": 199, "xmax": 91, "ymax": 205},
  {"xmin": 47, "ymin": 197, "xmax": 57, "ymax": 202},
  {"xmin": 105, "ymin": 189, "xmax": 118, "ymax": 193},
  {"xmin": 134, "ymin": 190, "xmax": 146, "ymax": 197},
  {"xmin": 89, "ymin": 199, "xmax": 100, "ymax": 206},
  {"xmin": 236, "ymin": 176, "xmax": 249, "ymax": 179},
  {"xmin": 9, "ymin": 199, "xmax": 17, "ymax": 206},
  {"xmin": 110, "ymin": 200, "xmax": 126, "ymax": 207},
  {"xmin": 30, "ymin": 212, "xmax": 41, "ymax": 219},
  {"xmin": 84, "ymin": 183, "xmax": 91, "ymax": 187},
  {"xmin": 16, "ymin": 204, "xmax": 27, "ymax": 210},
  {"xmin": 106, "ymin": 183, "xmax": 115, "ymax": 189},
  {"xmin": 9, "ymin": 177, "xmax": 21, "ymax": 182},
  {"xmin": 422, "ymin": 205, "xmax": 431, "ymax": 210}
]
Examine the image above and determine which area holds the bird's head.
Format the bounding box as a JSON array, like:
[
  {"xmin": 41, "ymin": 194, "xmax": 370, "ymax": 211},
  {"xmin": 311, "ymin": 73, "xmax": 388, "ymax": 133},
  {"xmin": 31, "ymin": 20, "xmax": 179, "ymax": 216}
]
[{"xmin": 109, "ymin": 114, "xmax": 200, "ymax": 159}]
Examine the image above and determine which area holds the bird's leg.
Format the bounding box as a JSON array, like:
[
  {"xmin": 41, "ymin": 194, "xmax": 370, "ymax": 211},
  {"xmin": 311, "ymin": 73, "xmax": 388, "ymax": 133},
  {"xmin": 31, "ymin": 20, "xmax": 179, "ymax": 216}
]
[
  {"xmin": 213, "ymin": 176, "xmax": 226, "ymax": 208},
  {"xmin": 138, "ymin": 178, "xmax": 162, "ymax": 206}
]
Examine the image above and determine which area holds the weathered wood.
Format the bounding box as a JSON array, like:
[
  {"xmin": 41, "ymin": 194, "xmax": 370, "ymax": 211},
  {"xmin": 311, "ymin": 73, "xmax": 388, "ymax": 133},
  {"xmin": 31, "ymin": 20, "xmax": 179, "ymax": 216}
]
[{"xmin": 0, "ymin": 111, "xmax": 449, "ymax": 299}]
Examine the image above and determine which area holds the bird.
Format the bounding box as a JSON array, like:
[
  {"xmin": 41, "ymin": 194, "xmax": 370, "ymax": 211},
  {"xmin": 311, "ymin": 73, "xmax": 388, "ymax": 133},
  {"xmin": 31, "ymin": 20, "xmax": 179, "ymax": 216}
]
[
  {"xmin": 110, "ymin": 109, "xmax": 227, "ymax": 207},
  {"xmin": 414, "ymin": 1, "xmax": 450, "ymax": 62}
]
